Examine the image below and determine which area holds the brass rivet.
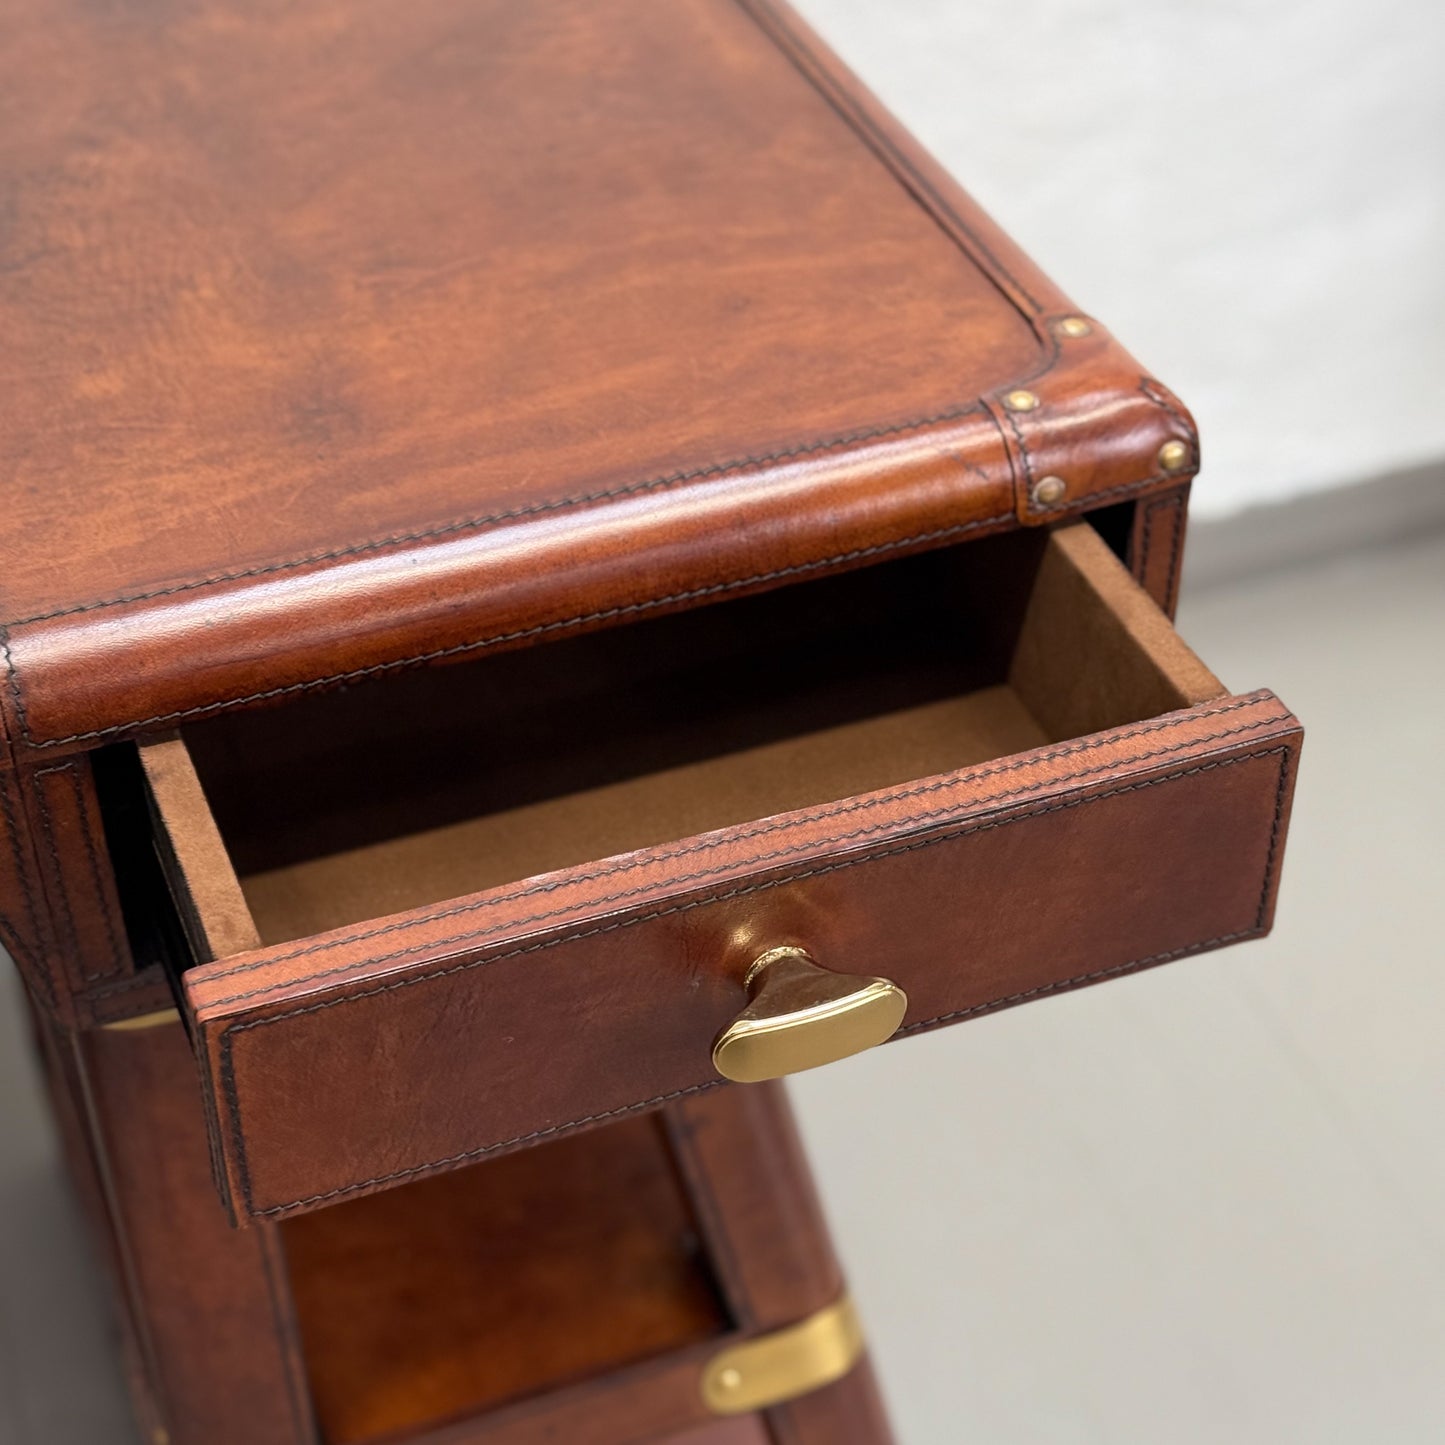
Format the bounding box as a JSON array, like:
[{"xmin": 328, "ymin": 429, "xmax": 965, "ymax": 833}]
[
  {"xmin": 1058, "ymin": 316, "xmax": 1092, "ymax": 337},
  {"xmin": 1004, "ymin": 389, "xmax": 1039, "ymax": 412},
  {"xmin": 1033, "ymin": 476, "xmax": 1067, "ymax": 507},
  {"xmin": 1158, "ymin": 439, "xmax": 1191, "ymax": 472},
  {"xmin": 718, "ymin": 1368, "xmax": 743, "ymax": 1393}
]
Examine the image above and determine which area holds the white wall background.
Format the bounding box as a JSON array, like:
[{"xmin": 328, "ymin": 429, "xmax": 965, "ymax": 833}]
[{"xmin": 795, "ymin": 0, "xmax": 1445, "ymax": 519}]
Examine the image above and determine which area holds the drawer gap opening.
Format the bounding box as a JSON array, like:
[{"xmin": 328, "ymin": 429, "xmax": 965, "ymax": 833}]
[
  {"xmin": 121, "ymin": 524, "xmax": 1223, "ymax": 955},
  {"xmin": 279, "ymin": 1111, "xmax": 730, "ymax": 1444}
]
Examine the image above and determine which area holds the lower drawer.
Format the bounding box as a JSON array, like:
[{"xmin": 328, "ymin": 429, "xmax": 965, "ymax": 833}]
[
  {"xmin": 73, "ymin": 1009, "xmax": 872, "ymax": 1445},
  {"xmin": 114, "ymin": 521, "xmax": 1300, "ymax": 1223}
]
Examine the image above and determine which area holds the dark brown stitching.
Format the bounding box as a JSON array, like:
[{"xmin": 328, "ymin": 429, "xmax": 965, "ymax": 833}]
[
  {"xmin": 1256, "ymin": 742, "xmax": 1295, "ymax": 931},
  {"xmin": 14, "ymin": 512, "xmax": 1016, "ymax": 749},
  {"xmin": 223, "ymin": 750, "xmax": 1288, "ymax": 1020},
  {"xmin": 30, "ymin": 767, "xmax": 81, "ymax": 989},
  {"xmin": 34, "ymin": 763, "xmax": 126, "ymax": 983},
  {"xmin": 1054, "ymin": 471, "xmax": 1182, "ymax": 509},
  {"xmin": 242, "ymin": 1082, "xmax": 726, "ymax": 1218},
  {"xmin": 909, "ymin": 747, "xmax": 1292, "ymax": 1036},
  {"xmin": 86, "ymin": 969, "xmax": 169, "ymax": 1001},
  {"xmin": 1001, "ymin": 398, "xmax": 1036, "ymax": 494},
  {"xmin": 201, "ymin": 694, "xmax": 1277, "ymax": 982},
  {"xmin": 255, "ymin": 1230, "xmax": 323, "ymax": 1441},
  {"xmin": 898, "ymin": 930, "xmax": 1258, "ymax": 1036},
  {"xmin": 67, "ymin": 763, "xmax": 128, "ymax": 980},
  {"xmin": 3, "ymin": 391, "xmax": 1186, "ymax": 753},
  {"xmin": 999, "ymin": 391, "xmax": 1192, "ymax": 521},
  {"xmin": 740, "ymin": 0, "xmax": 1044, "ymax": 315},
  {"xmin": 1162, "ymin": 489, "xmax": 1187, "ymax": 612},
  {"xmin": 1140, "ymin": 376, "xmax": 1196, "ymax": 440},
  {"xmin": 5, "ymin": 405, "xmax": 993, "ymax": 632},
  {"xmin": 199, "ymin": 695, "xmax": 1288, "ymax": 996},
  {"xmin": 0, "ymin": 0, "xmax": 1193, "ymax": 759},
  {"xmin": 661, "ymin": 1105, "xmax": 756, "ymax": 1332},
  {"xmin": 1000, "ymin": 371, "xmax": 1197, "ymax": 524},
  {"xmin": 0, "ymin": 629, "xmax": 25, "ymax": 769},
  {"xmin": 1140, "ymin": 490, "xmax": 1186, "ymax": 613},
  {"xmin": 0, "ymin": 766, "xmax": 49, "ymax": 1000},
  {"xmin": 0, "ymin": 38, "xmax": 1187, "ymax": 757},
  {"xmin": 219, "ymin": 743, "xmax": 1292, "ymax": 1217},
  {"xmin": 1140, "ymin": 492, "xmax": 1159, "ymax": 585}
]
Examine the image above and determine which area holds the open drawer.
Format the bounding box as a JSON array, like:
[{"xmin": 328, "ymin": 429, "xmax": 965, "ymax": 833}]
[{"xmin": 122, "ymin": 522, "xmax": 1300, "ymax": 1224}]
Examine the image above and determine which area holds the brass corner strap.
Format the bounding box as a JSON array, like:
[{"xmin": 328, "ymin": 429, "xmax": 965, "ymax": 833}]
[
  {"xmin": 701, "ymin": 1294, "xmax": 865, "ymax": 1415},
  {"xmin": 711, "ymin": 946, "xmax": 907, "ymax": 1083}
]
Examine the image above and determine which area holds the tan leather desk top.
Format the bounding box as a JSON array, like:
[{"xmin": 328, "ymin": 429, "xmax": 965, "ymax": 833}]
[{"xmin": 0, "ymin": 0, "xmax": 1195, "ymax": 763}]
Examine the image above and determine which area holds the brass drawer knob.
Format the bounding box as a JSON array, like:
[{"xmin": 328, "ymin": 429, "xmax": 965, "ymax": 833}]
[{"xmin": 711, "ymin": 946, "xmax": 907, "ymax": 1083}]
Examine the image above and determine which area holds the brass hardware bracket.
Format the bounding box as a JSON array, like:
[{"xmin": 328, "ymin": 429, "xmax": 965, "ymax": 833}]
[{"xmin": 702, "ymin": 1294, "xmax": 864, "ymax": 1414}]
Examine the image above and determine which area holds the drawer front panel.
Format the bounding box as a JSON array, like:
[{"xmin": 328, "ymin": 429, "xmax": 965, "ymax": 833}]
[{"xmin": 185, "ymin": 692, "xmax": 1299, "ymax": 1222}]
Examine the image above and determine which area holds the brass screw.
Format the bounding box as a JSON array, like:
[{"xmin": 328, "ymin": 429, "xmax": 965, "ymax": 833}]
[
  {"xmin": 1057, "ymin": 316, "xmax": 1092, "ymax": 338},
  {"xmin": 1033, "ymin": 476, "xmax": 1067, "ymax": 507},
  {"xmin": 1004, "ymin": 389, "xmax": 1039, "ymax": 412},
  {"xmin": 1158, "ymin": 439, "xmax": 1191, "ymax": 472}
]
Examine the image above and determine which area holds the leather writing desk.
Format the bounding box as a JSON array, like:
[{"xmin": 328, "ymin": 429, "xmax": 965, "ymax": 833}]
[{"xmin": 0, "ymin": 2, "xmax": 1300, "ymax": 1441}]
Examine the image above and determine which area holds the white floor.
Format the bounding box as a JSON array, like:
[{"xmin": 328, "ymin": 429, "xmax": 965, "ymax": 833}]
[
  {"xmin": 792, "ymin": 531, "xmax": 1445, "ymax": 1443},
  {"xmin": 1, "ymin": 532, "xmax": 1441, "ymax": 1443}
]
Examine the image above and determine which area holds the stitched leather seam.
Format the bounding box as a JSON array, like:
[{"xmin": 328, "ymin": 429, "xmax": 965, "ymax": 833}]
[
  {"xmin": 238, "ymin": 1081, "xmax": 727, "ymax": 1218},
  {"xmin": 909, "ymin": 745, "xmax": 1292, "ymax": 1034},
  {"xmin": 199, "ymin": 699, "xmax": 1290, "ymax": 997},
  {"xmin": 255, "ymin": 1230, "xmax": 323, "ymax": 1439},
  {"xmin": 1141, "ymin": 489, "xmax": 1186, "ymax": 614},
  {"xmin": 661, "ymin": 1107, "xmax": 757, "ymax": 1332},
  {"xmin": 738, "ymin": 0, "xmax": 1044, "ymax": 316},
  {"xmin": 14, "ymin": 512, "xmax": 1016, "ymax": 749},
  {"xmin": 30, "ymin": 767, "xmax": 80, "ymax": 986},
  {"xmin": 62, "ymin": 763, "xmax": 129, "ymax": 980},
  {"xmin": 1162, "ymin": 490, "xmax": 1187, "ymax": 612},
  {"xmin": 0, "ymin": 85, "xmax": 1194, "ymax": 755},
  {"xmin": 6, "ymin": 405, "xmax": 993, "ymax": 631},
  {"xmin": 898, "ymin": 931, "xmax": 1258, "ymax": 1036},
  {"xmin": 1140, "ymin": 376, "xmax": 1195, "ymax": 437},
  {"xmin": 1256, "ymin": 740, "xmax": 1294, "ymax": 931},
  {"xmin": 219, "ymin": 743, "xmax": 1292, "ymax": 1217},
  {"xmin": 1001, "ymin": 399, "xmax": 1036, "ymax": 494},
  {"xmin": 2, "ymin": 0, "xmax": 1060, "ymax": 639},
  {"xmin": 34, "ymin": 763, "xmax": 126, "ymax": 983},
  {"xmin": 221, "ymin": 748, "xmax": 1289, "ymax": 1019},
  {"xmin": 1139, "ymin": 492, "xmax": 1159, "ymax": 582},
  {"xmin": 85, "ymin": 969, "xmax": 170, "ymax": 1001},
  {"xmin": 0, "ymin": 766, "xmax": 48, "ymax": 997}
]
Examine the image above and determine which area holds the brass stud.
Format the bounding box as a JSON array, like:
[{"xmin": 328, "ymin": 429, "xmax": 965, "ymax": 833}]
[
  {"xmin": 1158, "ymin": 439, "xmax": 1191, "ymax": 473},
  {"xmin": 1003, "ymin": 389, "xmax": 1040, "ymax": 412},
  {"xmin": 1032, "ymin": 476, "xmax": 1067, "ymax": 507},
  {"xmin": 1057, "ymin": 316, "xmax": 1092, "ymax": 337}
]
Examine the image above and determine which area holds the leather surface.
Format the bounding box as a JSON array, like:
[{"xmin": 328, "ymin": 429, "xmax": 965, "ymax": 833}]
[
  {"xmin": 50, "ymin": 1015, "xmax": 884, "ymax": 1444},
  {"xmin": 76, "ymin": 1022, "xmax": 318, "ymax": 1444},
  {"xmin": 0, "ymin": 0, "xmax": 1196, "ymax": 765},
  {"xmin": 282, "ymin": 1114, "xmax": 729, "ymax": 1441},
  {"xmin": 184, "ymin": 690, "xmax": 1301, "ymax": 1223}
]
